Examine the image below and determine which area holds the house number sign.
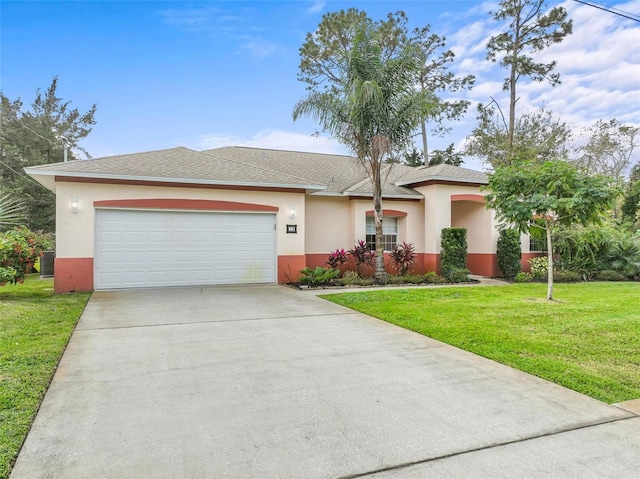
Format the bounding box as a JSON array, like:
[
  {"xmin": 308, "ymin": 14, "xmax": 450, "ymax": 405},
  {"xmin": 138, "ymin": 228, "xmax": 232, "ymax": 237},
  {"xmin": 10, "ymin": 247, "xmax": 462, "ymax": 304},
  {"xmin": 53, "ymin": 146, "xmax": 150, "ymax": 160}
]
[{"xmin": 286, "ymin": 224, "xmax": 297, "ymax": 234}]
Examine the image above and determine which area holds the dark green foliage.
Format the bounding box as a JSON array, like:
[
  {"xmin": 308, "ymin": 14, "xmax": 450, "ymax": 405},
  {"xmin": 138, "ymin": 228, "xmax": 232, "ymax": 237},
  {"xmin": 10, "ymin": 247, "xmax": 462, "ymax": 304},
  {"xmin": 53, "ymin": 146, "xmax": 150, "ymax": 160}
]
[
  {"xmin": 299, "ymin": 266, "xmax": 340, "ymax": 286},
  {"xmin": 622, "ymin": 163, "xmax": 640, "ymax": 227},
  {"xmin": 440, "ymin": 228, "xmax": 467, "ymax": 281},
  {"xmin": 605, "ymin": 233, "xmax": 640, "ymax": 279},
  {"xmin": 594, "ymin": 270, "xmax": 628, "ymax": 282},
  {"xmin": 428, "ymin": 143, "xmax": 463, "ymax": 166},
  {"xmin": 1, "ymin": 78, "xmax": 97, "ymax": 232},
  {"xmin": 553, "ymin": 271, "xmax": 582, "ymax": 283},
  {"xmin": 497, "ymin": 229, "xmax": 521, "ymax": 279}
]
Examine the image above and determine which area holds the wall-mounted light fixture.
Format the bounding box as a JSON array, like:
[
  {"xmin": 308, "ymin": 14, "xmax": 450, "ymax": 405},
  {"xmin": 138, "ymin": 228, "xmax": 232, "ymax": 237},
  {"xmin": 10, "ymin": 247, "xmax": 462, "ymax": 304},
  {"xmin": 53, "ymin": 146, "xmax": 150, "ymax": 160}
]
[
  {"xmin": 71, "ymin": 198, "xmax": 79, "ymax": 214},
  {"xmin": 289, "ymin": 206, "xmax": 296, "ymax": 219}
]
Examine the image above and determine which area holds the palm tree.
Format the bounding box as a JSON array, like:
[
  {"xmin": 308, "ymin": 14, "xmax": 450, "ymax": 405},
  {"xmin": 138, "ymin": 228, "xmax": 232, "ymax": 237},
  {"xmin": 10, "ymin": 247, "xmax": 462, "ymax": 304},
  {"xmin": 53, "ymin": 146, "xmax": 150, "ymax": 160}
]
[
  {"xmin": 293, "ymin": 23, "xmax": 433, "ymax": 280},
  {"xmin": 0, "ymin": 189, "xmax": 26, "ymax": 230}
]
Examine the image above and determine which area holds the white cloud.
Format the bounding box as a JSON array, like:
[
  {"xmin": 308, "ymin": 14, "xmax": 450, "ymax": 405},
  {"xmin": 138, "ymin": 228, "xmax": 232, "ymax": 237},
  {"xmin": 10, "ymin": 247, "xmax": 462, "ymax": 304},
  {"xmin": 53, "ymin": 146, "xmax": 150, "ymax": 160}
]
[
  {"xmin": 238, "ymin": 37, "xmax": 276, "ymax": 59},
  {"xmin": 453, "ymin": 0, "xmax": 640, "ymax": 155},
  {"xmin": 306, "ymin": 1, "xmax": 326, "ymax": 14},
  {"xmin": 196, "ymin": 130, "xmax": 348, "ymax": 155}
]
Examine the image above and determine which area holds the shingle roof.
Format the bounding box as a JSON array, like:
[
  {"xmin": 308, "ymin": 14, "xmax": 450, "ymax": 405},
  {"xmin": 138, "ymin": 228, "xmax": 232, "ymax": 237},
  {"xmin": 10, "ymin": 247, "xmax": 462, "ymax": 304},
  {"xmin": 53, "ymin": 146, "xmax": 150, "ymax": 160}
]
[
  {"xmin": 395, "ymin": 163, "xmax": 488, "ymax": 185},
  {"xmin": 26, "ymin": 145, "xmax": 487, "ymax": 197},
  {"xmin": 25, "ymin": 147, "xmax": 326, "ymax": 190}
]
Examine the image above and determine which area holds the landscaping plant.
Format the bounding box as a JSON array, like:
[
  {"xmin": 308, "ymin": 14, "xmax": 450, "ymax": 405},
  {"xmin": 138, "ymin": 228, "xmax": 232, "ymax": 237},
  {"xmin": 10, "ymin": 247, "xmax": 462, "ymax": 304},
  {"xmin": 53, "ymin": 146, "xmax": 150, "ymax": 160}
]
[
  {"xmin": 440, "ymin": 228, "xmax": 469, "ymax": 282},
  {"xmin": 388, "ymin": 241, "xmax": 416, "ymax": 276},
  {"xmin": 299, "ymin": 266, "xmax": 340, "ymax": 286},
  {"xmin": 496, "ymin": 229, "xmax": 521, "ymax": 279},
  {"xmin": 348, "ymin": 240, "xmax": 375, "ymax": 277},
  {"xmin": 0, "ymin": 227, "xmax": 43, "ymax": 285},
  {"xmin": 327, "ymin": 248, "xmax": 348, "ymax": 270}
]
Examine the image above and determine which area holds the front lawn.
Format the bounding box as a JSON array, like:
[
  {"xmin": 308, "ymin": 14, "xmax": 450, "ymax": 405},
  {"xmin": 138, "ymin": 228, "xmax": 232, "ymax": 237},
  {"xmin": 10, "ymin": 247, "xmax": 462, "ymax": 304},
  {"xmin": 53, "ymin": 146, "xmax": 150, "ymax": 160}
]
[
  {"xmin": 0, "ymin": 275, "xmax": 91, "ymax": 479},
  {"xmin": 322, "ymin": 282, "xmax": 640, "ymax": 404}
]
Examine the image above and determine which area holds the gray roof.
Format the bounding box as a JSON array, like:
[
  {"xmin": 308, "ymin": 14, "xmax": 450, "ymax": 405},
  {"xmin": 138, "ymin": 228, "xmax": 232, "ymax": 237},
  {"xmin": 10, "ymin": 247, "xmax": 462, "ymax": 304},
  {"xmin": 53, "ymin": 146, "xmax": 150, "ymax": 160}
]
[
  {"xmin": 26, "ymin": 145, "xmax": 487, "ymax": 197},
  {"xmin": 395, "ymin": 163, "xmax": 488, "ymax": 185},
  {"xmin": 203, "ymin": 147, "xmax": 422, "ymax": 197},
  {"xmin": 25, "ymin": 147, "xmax": 326, "ymax": 190}
]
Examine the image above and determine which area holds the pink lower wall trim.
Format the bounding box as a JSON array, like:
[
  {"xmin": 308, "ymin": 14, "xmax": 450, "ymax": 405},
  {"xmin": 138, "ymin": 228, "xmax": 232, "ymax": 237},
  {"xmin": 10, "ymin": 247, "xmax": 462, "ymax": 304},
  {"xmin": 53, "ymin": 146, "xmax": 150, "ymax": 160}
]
[
  {"xmin": 277, "ymin": 255, "xmax": 307, "ymax": 283},
  {"xmin": 55, "ymin": 258, "xmax": 94, "ymax": 293},
  {"xmin": 306, "ymin": 253, "xmax": 438, "ymax": 276},
  {"xmin": 466, "ymin": 254, "xmax": 500, "ymax": 277}
]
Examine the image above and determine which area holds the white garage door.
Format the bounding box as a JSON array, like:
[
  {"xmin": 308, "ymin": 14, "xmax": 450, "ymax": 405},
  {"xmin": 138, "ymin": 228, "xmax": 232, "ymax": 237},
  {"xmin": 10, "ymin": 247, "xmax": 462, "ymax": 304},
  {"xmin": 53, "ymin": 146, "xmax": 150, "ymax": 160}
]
[{"xmin": 94, "ymin": 209, "xmax": 276, "ymax": 289}]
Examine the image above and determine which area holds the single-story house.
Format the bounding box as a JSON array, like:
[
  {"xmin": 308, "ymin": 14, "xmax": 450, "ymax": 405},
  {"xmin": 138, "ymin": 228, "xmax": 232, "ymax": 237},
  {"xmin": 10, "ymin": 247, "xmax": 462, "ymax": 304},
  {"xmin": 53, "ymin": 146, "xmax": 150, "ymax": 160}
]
[{"xmin": 25, "ymin": 146, "xmax": 540, "ymax": 293}]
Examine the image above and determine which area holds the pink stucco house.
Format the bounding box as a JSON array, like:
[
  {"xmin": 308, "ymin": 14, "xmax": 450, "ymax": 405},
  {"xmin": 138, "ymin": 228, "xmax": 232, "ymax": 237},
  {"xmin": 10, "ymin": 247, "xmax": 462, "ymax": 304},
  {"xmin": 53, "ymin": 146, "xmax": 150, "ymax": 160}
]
[{"xmin": 25, "ymin": 146, "xmax": 539, "ymax": 293}]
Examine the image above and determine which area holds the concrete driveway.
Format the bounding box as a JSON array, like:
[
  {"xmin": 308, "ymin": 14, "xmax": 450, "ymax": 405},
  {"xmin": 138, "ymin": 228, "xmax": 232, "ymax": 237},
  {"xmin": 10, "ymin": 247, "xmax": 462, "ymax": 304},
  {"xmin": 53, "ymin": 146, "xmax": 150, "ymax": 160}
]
[{"xmin": 11, "ymin": 285, "xmax": 640, "ymax": 478}]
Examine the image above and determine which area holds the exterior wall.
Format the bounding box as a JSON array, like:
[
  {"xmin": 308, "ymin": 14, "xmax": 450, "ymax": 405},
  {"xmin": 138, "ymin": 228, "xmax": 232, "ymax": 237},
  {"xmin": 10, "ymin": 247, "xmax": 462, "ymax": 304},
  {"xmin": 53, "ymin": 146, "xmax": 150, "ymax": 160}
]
[
  {"xmin": 304, "ymin": 196, "xmax": 426, "ymax": 275},
  {"xmin": 451, "ymin": 201, "xmax": 493, "ymax": 254},
  {"xmin": 53, "ymin": 181, "xmax": 306, "ymax": 291},
  {"xmin": 305, "ymin": 196, "xmax": 351, "ymax": 253},
  {"xmin": 348, "ymin": 199, "xmax": 425, "ymax": 249},
  {"xmin": 414, "ymin": 184, "xmax": 500, "ymax": 276}
]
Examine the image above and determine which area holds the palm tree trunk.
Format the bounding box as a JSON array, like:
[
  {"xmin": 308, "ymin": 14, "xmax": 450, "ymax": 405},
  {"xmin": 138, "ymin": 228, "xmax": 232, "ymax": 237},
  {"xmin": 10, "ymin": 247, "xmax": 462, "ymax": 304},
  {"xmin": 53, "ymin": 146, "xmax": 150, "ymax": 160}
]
[{"xmin": 372, "ymin": 168, "xmax": 385, "ymax": 282}]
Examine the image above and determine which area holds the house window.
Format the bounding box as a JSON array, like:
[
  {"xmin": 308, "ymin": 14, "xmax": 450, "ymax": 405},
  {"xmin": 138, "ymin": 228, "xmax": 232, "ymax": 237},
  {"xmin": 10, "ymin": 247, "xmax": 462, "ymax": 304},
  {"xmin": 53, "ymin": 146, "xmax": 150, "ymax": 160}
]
[
  {"xmin": 529, "ymin": 236, "xmax": 547, "ymax": 252},
  {"xmin": 366, "ymin": 216, "xmax": 398, "ymax": 251}
]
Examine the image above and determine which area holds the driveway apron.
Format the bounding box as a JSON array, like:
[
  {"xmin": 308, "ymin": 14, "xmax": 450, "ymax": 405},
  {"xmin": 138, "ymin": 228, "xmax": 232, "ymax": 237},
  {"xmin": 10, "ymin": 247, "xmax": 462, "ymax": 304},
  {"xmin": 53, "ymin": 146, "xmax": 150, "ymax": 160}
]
[{"xmin": 10, "ymin": 285, "xmax": 639, "ymax": 478}]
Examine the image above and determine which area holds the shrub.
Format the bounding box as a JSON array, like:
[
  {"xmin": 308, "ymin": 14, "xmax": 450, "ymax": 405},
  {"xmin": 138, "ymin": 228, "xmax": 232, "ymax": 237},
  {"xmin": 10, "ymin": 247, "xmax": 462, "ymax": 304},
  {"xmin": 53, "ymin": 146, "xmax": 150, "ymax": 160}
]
[
  {"xmin": 594, "ymin": 270, "xmax": 628, "ymax": 282},
  {"xmin": 0, "ymin": 227, "xmax": 43, "ymax": 285},
  {"xmin": 299, "ymin": 266, "xmax": 340, "ymax": 286},
  {"xmin": 554, "ymin": 271, "xmax": 582, "ymax": 283},
  {"xmin": 497, "ymin": 229, "xmax": 521, "ymax": 279},
  {"xmin": 339, "ymin": 270, "xmax": 360, "ymax": 285},
  {"xmin": 423, "ymin": 271, "xmax": 446, "ymax": 284},
  {"xmin": 336, "ymin": 272, "xmax": 374, "ymax": 286},
  {"xmin": 387, "ymin": 274, "xmax": 424, "ymax": 284},
  {"xmin": 528, "ymin": 256, "xmax": 549, "ymax": 279},
  {"xmin": 604, "ymin": 232, "xmax": 640, "ymax": 278},
  {"xmin": 441, "ymin": 228, "xmax": 467, "ymax": 281},
  {"xmin": 445, "ymin": 268, "xmax": 471, "ymax": 283},
  {"xmin": 348, "ymin": 239, "xmax": 375, "ymax": 277},
  {"xmin": 388, "ymin": 241, "xmax": 416, "ymax": 276},
  {"xmin": 327, "ymin": 248, "xmax": 348, "ymax": 270},
  {"xmin": 515, "ymin": 272, "xmax": 533, "ymax": 283}
]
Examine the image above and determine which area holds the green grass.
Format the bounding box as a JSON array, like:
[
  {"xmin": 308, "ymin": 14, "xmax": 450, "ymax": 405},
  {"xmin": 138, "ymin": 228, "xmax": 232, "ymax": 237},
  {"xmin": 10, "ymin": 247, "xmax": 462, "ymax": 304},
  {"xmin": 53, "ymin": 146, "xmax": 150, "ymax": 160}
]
[
  {"xmin": 0, "ymin": 275, "xmax": 90, "ymax": 479},
  {"xmin": 322, "ymin": 282, "xmax": 640, "ymax": 404}
]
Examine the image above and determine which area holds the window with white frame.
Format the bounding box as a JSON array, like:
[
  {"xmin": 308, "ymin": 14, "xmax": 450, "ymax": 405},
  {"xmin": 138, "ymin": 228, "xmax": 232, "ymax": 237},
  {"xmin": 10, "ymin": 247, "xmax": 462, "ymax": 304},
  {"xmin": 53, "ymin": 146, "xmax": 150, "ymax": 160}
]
[{"xmin": 366, "ymin": 216, "xmax": 398, "ymax": 251}]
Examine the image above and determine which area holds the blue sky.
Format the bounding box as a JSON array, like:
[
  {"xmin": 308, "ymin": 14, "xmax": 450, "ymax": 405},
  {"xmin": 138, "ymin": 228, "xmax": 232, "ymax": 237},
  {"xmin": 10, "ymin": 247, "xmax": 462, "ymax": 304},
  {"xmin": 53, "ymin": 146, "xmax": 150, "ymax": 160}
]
[{"xmin": 2, "ymin": 0, "xmax": 639, "ymax": 171}]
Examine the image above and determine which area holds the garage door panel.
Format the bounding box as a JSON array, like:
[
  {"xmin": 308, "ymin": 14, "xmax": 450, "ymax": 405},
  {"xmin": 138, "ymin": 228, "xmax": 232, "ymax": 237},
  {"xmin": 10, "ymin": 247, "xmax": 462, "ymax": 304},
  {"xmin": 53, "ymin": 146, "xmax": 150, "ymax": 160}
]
[{"xmin": 95, "ymin": 209, "xmax": 276, "ymax": 289}]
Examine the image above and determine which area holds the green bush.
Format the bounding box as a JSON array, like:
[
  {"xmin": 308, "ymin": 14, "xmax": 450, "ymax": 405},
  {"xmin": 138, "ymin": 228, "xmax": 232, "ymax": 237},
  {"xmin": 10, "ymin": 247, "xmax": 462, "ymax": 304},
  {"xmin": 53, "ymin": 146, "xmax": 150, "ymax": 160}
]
[
  {"xmin": 554, "ymin": 271, "xmax": 582, "ymax": 283},
  {"xmin": 515, "ymin": 272, "xmax": 533, "ymax": 283},
  {"xmin": 497, "ymin": 229, "xmax": 521, "ymax": 279},
  {"xmin": 528, "ymin": 256, "xmax": 549, "ymax": 279},
  {"xmin": 0, "ymin": 227, "xmax": 43, "ymax": 285},
  {"xmin": 441, "ymin": 228, "xmax": 467, "ymax": 281},
  {"xmin": 604, "ymin": 231, "xmax": 640, "ymax": 278},
  {"xmin": 423, "ymin": 271, "xmax": 446, "ymax": 284},
  {"xmin": 336, "ymin": 272, "xmax": 374, "ymax": 286},
  {"xmin": 446, "ymin": 268, "xmax": 471, "ymax": 283},
  {"xmin": 594, "ymin": 270, "xmax": 628, "ymax": 282},
  {"xmin": 299, "ymin": 266, "xmax": 340, "ymax": 286}
]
